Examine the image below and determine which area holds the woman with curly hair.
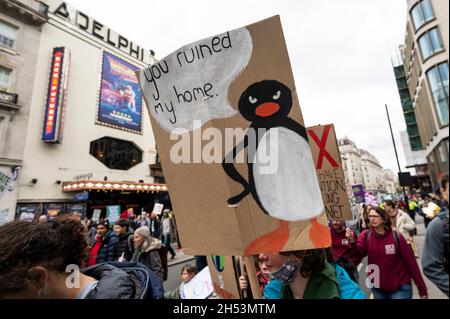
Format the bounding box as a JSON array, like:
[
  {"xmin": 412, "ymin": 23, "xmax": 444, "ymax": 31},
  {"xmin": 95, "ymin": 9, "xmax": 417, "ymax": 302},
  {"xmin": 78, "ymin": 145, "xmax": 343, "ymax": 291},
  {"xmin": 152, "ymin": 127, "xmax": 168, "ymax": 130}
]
[{"xmin": 0, "ymin": 215, "xmax": 163, "ymax": 299}]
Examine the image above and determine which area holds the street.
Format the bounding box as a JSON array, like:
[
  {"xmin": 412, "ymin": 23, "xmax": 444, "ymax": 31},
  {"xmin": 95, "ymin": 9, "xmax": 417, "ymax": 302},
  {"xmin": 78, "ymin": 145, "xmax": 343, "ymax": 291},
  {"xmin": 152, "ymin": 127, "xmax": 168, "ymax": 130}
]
[{"xmin": 166, "ymin": 217, "xmax": 449, "ymax": 299}]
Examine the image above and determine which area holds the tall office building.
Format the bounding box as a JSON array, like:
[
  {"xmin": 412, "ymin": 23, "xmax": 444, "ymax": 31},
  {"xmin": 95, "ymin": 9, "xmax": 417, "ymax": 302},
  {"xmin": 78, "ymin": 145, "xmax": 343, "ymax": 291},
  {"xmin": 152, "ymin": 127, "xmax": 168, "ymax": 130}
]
[{"xmin": 401, "ymin": 0, "xmax": 448, "ymax": 188}]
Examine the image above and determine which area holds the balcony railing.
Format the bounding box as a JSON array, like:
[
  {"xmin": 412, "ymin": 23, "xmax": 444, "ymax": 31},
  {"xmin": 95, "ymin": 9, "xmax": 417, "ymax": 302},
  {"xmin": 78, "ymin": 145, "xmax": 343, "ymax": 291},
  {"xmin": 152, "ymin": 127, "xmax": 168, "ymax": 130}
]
[
  {"xmin": 0, "ymin": 0, "xmax": 49, "ymax": 24},
  {"xmin": 0, "ymin": 91, "xmax": 18, "ymax": 104},
  {"xmin": 14, "ymin": 0, "xmax": 48, "ymax": 14}
]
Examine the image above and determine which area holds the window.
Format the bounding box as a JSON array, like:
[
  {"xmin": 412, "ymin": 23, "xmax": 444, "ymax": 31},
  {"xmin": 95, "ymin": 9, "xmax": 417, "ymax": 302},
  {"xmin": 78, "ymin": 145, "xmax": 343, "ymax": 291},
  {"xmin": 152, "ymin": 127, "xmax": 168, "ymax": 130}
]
[
  {"xmin": 427, "ymin": 63, "xmax": 449, "ymax": 126},
  {"xmin": 418, "ymin": 28, "xmax": 443, "ymax": 60},
  {"xmin": 90, "ymin": 137, "xmax": 143, "ymax": 170},
  {"xmin": 0, "ymin": 66, "xmax": 11, "ymax": 91},
  {"xmin": 407, "ymin": 125, "xmax": 419, "ymax": 136},
  {"xmin": 0, "ymin": 113, "xmax": 8, "ymax": 153},
  {"xmin": 0, "ymin": 21, "xmax": 17, "ymax": 49},
  {"xmin": 410, "ymin": 136, "xmax": 422, "ymax": 150},
  {"xmin": 411, "ymin": 0, "xmax": 435, "ymax": 31},
  {"xmin": 438, "ymin": 143, "xmax": 447, "ymax": 163},
  {"xmin": 405, "ymin": 112, "xmax": 416, "ymax": 125}
]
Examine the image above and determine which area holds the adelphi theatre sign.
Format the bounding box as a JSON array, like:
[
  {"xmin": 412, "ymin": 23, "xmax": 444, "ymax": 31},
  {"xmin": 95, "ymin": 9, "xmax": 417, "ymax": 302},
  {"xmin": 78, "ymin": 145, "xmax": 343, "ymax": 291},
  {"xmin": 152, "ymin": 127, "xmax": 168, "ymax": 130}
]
[{"xmin": 51, "ymin": 2, "xmax": 151, "ymax": 63}]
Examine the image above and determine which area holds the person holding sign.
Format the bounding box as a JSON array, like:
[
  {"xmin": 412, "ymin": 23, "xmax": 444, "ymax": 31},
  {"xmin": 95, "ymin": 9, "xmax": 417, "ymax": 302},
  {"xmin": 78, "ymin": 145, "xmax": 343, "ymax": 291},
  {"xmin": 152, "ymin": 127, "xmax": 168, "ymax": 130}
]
[
  {"xmin": 347, "ymin": 206, "xmax": 428, "ymax": 299},
  {"xmin": 330, "ymin": 217, "xmax": 361, "ymax": 283},
  {"xmin": 164, "ymin": 264, "xmax": 197, "ymax": 299}
]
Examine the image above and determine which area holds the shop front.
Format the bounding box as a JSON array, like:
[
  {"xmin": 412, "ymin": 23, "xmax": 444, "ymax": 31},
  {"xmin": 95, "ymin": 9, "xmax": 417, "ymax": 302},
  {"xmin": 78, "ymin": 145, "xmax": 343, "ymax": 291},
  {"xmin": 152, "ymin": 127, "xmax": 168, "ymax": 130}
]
[
  {"xmin": 61, "ymin": 180, "xmax": 169, "ymax": 221},
  {"xmin": 16, "ymin": 180, "xmax": 169, "ymax": 221}
]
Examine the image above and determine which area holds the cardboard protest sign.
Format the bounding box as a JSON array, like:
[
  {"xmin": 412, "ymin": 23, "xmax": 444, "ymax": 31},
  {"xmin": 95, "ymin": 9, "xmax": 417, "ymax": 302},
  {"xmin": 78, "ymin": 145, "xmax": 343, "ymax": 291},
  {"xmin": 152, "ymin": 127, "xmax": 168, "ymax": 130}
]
[
  {"xmin": 138, "ymin": 15, "xmax": 330, "ymax": 256},
  {"xmin": 207, "ymin": 256, "xmax": 242, "ymax": 299},
  {"xmin": 106, "ymin": 205, "xmax": 120, "ymax": 223},
  {"xmin": 183, "ymin": 266, "xmax": 214, "ymax": 299},
  {"xmin": 92, "ymin": 209, "xmax": 101, "ymax": 222},
  {"xmin": 152, "ymin": 203, "xmax": 164, "ymax": 215},
  {"xmin": 352, "ymin": 184, "xmax": 366, "ymax": 204},
  {"xmin": 307, "ymin": 124, "xmax": 352, "ymax": 220}
]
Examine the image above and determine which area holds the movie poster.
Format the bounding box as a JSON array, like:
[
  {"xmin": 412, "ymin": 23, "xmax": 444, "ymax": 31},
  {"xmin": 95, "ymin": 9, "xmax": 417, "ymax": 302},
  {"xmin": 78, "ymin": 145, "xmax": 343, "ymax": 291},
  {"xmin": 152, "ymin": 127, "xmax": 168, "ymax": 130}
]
[{"xmin": 97, "ymin": 52, "xmax": 143, "ymax": 134}]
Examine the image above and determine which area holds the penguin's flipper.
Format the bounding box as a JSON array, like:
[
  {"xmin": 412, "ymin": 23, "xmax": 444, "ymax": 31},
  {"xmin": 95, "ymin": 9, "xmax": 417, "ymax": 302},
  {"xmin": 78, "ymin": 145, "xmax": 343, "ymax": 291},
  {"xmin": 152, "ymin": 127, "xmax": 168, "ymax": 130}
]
[
  {"xmin": 223, "ymin": 135, "xmax": 251, "ymax": 206},
  {"xmin": 285, "ymin": 118, "xmax": 308, "ymax": 141}
]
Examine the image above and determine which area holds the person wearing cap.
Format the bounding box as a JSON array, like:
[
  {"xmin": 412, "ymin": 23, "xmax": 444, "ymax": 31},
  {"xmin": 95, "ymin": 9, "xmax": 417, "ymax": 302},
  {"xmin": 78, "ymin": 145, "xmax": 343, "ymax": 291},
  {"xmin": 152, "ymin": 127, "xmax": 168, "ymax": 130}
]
[
  {"xmin": 131, "ymin": 226, "xmax": 165, "ymax": 281},
  {"xmin": 88, "ymin": 219, "xmax": 118, "ymax": 266}
]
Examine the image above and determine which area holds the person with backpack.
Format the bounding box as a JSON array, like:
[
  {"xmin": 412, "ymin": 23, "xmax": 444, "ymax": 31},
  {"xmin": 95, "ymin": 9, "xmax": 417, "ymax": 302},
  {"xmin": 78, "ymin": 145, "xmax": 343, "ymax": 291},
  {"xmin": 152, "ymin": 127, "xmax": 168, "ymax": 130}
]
[
  {"xmin": 422, "ymin": 176, "xmax": 449, "ymax": 297},
  {"xmin": 385, "ymin": 200, "xmax": 418, "ymax": 258},
  {"xmin": 130, "ymin": 226, "xmax": 166, "ymax": 282},
  {"xmin": 114, "ymin": 219, "xmax": 134, "ymax": 262},
  {"xmin": 0, "ymin": 215, "xmax": 163, "ymax": 299},
  {"xmin": 346, "ymin": 206, "xmax": 428, "ymax": 299}
]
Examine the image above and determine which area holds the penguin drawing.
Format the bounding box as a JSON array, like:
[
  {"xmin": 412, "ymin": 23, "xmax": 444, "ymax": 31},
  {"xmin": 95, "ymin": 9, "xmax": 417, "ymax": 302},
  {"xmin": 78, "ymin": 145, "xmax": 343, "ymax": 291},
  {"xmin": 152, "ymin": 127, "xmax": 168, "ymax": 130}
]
[
  {"xmin": 222, "ymin": 80, "xmax": 329, "ymax": 253},
  {"xmin": 223, "ymin": 79, "xmax": 324, "ymax": 221}
]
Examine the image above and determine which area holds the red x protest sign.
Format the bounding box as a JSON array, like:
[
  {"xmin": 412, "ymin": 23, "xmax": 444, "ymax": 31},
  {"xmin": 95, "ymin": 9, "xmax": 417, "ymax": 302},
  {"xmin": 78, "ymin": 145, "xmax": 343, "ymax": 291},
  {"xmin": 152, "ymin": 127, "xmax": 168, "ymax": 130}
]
[
  {"xmin": 307, "ymin": 125, "xmax": 340, "ymax": 170},
  {"xmin": 307, "ymin": 124, "xmax": 352, "ymax": 220}
]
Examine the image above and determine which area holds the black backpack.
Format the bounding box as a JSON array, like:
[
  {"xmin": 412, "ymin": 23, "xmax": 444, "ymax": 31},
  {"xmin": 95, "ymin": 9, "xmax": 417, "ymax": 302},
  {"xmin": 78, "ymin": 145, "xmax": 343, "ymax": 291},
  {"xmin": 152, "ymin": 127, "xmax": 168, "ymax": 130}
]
[{"xmin": 437, "ymin": 211, "xmax": 449, "ymax": 274}]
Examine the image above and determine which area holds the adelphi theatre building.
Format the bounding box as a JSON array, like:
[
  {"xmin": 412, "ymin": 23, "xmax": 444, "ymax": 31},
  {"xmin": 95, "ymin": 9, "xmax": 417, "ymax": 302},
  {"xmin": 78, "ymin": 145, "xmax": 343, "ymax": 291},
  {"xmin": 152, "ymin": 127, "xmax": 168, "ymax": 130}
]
[{"xmin": 15, "ymin": 0, "xmax": 169, "ymax": 221}]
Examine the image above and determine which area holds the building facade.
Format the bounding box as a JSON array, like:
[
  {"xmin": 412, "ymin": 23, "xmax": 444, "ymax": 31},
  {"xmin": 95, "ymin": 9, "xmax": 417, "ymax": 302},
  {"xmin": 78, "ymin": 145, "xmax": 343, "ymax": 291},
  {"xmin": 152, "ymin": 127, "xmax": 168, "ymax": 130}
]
[
  {"xmin": 399, "ymin": 130, "xmax": 432, "ymax": 191},
  {"xmin": 382, "ymin": 169, "xmax": 399, "ymax": 194},
  {"xmin": 0, "ymin": 0, "xmax": 48, "ymax": 224},
  {"xmin": 338, "ymin": 137, "xmax": 398, "ymax": 195},
  {"xmin": 338, "ymin": 137, "xmax": 363, "ymax": 187},
  {"xmin": 402, "ymin": 0, "xmax": 449, "ymax": 189},
  {"xmin": 13, "ymin": 0, "xmax": 166, "ymax": 222},
  {"xmin": 360, "ymin": 149, "xmax": 384, "ymax": 193}
]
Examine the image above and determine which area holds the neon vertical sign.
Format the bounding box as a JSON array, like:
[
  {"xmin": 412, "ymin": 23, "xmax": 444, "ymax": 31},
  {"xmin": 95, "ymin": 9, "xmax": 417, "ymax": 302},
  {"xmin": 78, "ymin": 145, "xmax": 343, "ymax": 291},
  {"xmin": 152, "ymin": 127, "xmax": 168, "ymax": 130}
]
[{"xmin": 42, "ymin": 47, "xmax": 70, "ymax": 142}]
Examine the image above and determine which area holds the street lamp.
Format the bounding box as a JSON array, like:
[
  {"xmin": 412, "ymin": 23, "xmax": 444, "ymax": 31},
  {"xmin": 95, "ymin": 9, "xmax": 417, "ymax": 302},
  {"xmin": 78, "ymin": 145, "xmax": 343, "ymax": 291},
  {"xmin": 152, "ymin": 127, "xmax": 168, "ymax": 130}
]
[{"xmin": 384, "ymin": 104, "xmax": 411, "ymax": 214}]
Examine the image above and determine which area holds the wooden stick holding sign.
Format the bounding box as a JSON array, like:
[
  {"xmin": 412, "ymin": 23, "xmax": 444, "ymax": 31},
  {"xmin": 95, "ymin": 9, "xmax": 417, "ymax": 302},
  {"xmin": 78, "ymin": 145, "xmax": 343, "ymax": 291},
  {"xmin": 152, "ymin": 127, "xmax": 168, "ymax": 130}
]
[
  {"xmin": 207, "ymin": 256, "xmax": 241, "ymax": 299},
  {"xmin": 243, "ymin": 256, "xmax": 261, "ymax": 299},
  {"xmin": 307, "ymin": 124, "xmax": 353, "ymax": 220},
  {"xmin": 238, "ymin": 257, "xmax": 248, "ymax": 299}
]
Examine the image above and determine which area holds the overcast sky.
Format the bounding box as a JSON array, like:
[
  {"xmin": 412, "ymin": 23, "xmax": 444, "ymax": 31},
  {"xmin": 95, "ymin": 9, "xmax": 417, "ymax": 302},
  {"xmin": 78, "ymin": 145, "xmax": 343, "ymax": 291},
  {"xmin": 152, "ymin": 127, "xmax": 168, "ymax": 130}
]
[{"xmin": 68, "ymin": 0, "xmax": 410, "ymax": 173}]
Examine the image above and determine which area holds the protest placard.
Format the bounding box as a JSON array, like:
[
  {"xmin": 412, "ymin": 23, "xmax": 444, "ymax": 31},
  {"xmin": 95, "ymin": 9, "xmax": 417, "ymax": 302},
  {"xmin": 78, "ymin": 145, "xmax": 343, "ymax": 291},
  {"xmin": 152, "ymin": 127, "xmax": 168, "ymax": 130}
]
[
  {"xmin": 182, "ymin": 266, "xmax": 214, "ymax": 299},
  {"xmin": 307, "ymin": 124, "xmax": 352, "ymax": 220},
  {"xmin": 138, "ymin": 15, "xmax": 330, "ymax": 255}
]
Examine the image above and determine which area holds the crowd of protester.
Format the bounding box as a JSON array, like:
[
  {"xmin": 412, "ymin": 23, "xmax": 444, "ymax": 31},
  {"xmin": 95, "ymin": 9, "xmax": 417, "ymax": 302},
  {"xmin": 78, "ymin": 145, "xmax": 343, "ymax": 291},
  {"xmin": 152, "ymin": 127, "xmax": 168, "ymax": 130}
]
[{"xmin": 0, "ymin": 176, "xmax": 448, "ymax": 299}]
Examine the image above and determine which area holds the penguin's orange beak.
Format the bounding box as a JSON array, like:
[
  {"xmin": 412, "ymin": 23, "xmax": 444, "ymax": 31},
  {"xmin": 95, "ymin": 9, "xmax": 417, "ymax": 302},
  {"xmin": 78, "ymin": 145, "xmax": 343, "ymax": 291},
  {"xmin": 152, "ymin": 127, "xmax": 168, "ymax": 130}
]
[{"xmin": 255, "ymin": 102, "xmax": 280, "ymax": 117}]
